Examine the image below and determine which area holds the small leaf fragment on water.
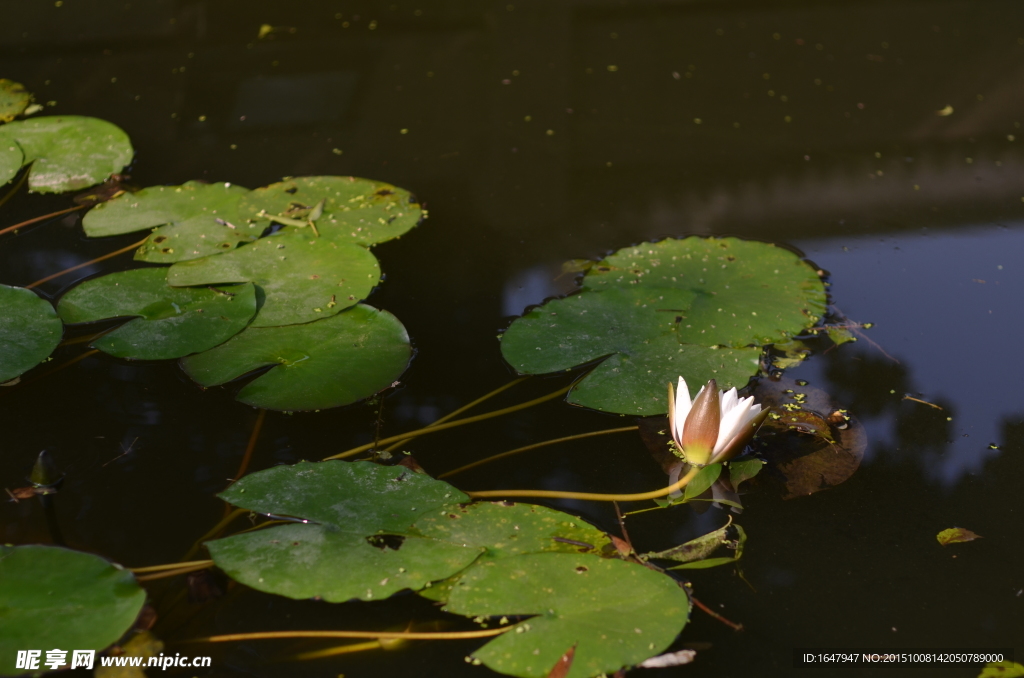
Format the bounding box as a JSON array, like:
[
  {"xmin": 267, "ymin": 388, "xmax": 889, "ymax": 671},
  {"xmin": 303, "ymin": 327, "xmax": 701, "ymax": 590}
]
[{"xmin": 936, "ymin": 527, "xmax": 982, "ymax": 546}]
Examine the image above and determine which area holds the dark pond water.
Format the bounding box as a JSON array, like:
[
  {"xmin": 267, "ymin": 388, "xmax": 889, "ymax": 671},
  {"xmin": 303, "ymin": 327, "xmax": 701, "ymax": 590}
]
[{"xmin": 2, "ymin": 1, "xmax": 1021, "ymax": 676}]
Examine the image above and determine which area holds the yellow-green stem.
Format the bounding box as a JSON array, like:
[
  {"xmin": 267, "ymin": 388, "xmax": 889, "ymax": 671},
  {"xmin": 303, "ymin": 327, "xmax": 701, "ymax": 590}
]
[
  {"xmin": 381, "ymin": 377, "xmax": 527, "ymax": 452},
  {"xmin": 438, "ymin": 425, "xmax": 639, "ymax": 479},
  {"xmin": 197, "ymin": 627, "xmax": 512, "ymax": 643},
  {"xmin": 466, "ymin": 465, "xmax": 701, "ymax": 503},
  {"xmin": 323, "ymin": 384, "xmax": 571, "ymax": 461},
  {"xmin": 134, "ymin": 562, "xmax": 213, "ymax": 582},
  {"xmin": 26, "ymin": 236, "xmax": 147, "ymax": 288}
]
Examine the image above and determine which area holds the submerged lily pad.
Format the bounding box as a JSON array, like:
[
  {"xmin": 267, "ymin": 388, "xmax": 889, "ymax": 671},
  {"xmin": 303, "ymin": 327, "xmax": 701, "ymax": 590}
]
[
  {"xmin": 643, "ymin": 520, "xmax": 747, "ymax": 570},
  {"xmin": 238, "ymin": 176, "xmax": 423, "ymax": 245},
  {"xmin": 447, "ymin": 553, "xmax": 690, "ymax": 678},
  {"xmin": 168, "ymin": 232, "xmax": 380, "ymax": 327},
  {"xmin": 83, "ymin": 182, "xmax": 262, "ymax": 263},
  {"xmin": 501, "ymin": 237, "xmax": 826, "ymax": 415},
  {"xmin": 0, "ymin": 284, "xmax": 63, "ymax": 382},
  {"xmin": 57, "ymin": 268, "xmax": 257, "ymax": 360},
  {"xmin": 208, "ymin": 461, "xmax": 478, "ymax": 602},
  {"xmin": 180, "ymin": 304, "xmax": 411, "ymax": 411},
  {"xmin": 0, "ymin": 79, "xmax": 31, "ymax": 123},
  {"xmin": 0, "ymin": 545, "xmax": 146, "ymax": 676},
  {"xmin": 0, "ymin": 116, "xmax": 133, "ymax": 193}
]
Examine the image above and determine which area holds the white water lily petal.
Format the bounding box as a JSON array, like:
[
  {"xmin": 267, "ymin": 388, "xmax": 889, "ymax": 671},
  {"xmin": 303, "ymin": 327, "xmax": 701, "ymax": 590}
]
[
  {"xmin": 673, "ymin": 376, "xmax": 693, "ymax": 441},
  {"xmin": 714, "ymin": 401, "xmax": 751, "ymax": 454}
]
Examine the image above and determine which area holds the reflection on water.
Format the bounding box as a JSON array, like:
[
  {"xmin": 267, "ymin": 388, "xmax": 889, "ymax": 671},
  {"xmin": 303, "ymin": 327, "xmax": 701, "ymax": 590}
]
[{"xmin": 2, "ymin": 0, "xmax": 1022, "ymax": 676}]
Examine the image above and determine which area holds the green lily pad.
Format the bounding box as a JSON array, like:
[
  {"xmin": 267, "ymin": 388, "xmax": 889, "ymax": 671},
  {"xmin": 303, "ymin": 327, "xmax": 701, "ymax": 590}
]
[
  {"xmin": 0, "ymin": 284, "xmax": 63, "ymax": 382},
  {"xmin": 0, "ymin": 116, "xmax": 133, "ymax": 193},
  {"xmin": 0, "ymin": 79, "xmax": 32, "ymax": 123},
  {"xmin": 0, "ymin": 545, "xmax": 146, "ymax": 677},
  {"xmin": 412, "ymin": 502, "xmax": 614, "ymax": 602},
  {"xmin": 0, "ymin": 138, "xmax": 24, "ymax": 186},
  {"xmin": 167, "ymin": 232, "xmax": 380, "ymax": 327},
  {"xmin": 180, "ymin": 304, "xmax": 411, "ymax": 411},
  {"xmin": 447, "ymin": 552, "xmax": 690, "ymax": 678},
  {"xmin": 57, "ymin": 268, "xmax": 257, "ymax": 360},
  {"xmin": 82, "ymin": 182, "xmax": 263, "ymax": 267},
  {"xmin": 208, "ymin": 461, "xmax": 479, "ymax": 602},
  {"xmin": 238, "ymin": 176, "xmax": 423, "ymax": 246},
  {"xmin": 501, "ymin": 237, "xmax": 826, "ymax": 415}
]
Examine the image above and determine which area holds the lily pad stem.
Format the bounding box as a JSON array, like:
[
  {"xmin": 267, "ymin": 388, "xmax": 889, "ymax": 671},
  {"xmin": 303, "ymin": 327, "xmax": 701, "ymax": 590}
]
[
  {"xmin": 0, "ymin": 204, "xmax": 86, "ymax": 238},
  {"xmin": 26, "ymin": 236, "xmax": 148, "ymax": 288},
  {"xmin": 132, "ymin": 560, "xmax": 215, "ymax": 582},
  {"xmin": 381, "ymin": 377, "xmax": 528, "ymax": 452},
  {"xmin": 196, "ymin": 627, "xmax": 512, "ymax": 643},
  {"xmin": 438, "ymin": 425, "xmax": 639, "ymax": 479},
  {"xmin": 323, "ymin": 384, "xmax": 572, "ymax": 461},
  {"xmin": 465, "ymin": 465, "xmax": 701, "ymax": 503}
]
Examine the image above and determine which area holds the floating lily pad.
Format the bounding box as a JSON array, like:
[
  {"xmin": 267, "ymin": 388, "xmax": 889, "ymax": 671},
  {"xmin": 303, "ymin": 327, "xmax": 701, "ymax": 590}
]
[
  {"xmin": 0, "ymin": 284, "xmax": 63, "ymax": 382},
  {"xmin": 238, "ymin": 176, "xmax": 423, "ymax": 246},
  {"xmin": 501, "ymin": 237, "xmax": 826, "ymax": 415},
  {"xmin": 180, "ymin": 304, "xmax": 411, "ymax": 411},
  {"xmin": 57, "ymin": 268, "xmax": 257, "ymax": 360},
  {"xmin": 0, "ymin": 545, "xmax": 146, "ymax": 676},
  {"xmin": 208, "ymin": 461, "xmax": 479, "ymax": 603},
  {"xmin": 412, "ymin": 502, "xmax": 614, "ymax": 602},
  {"xmin": 0, "ymin": 138, "xmax": 24, "ymax": 186},
  {"xmin": 447, "ymin": 553, "xmax": 690, "ymax": 678},
  {"xmin": 0, "ymin": 79, "xmax": 31, "ymax": 123},
  {"xmin": 82, "ymin": 182, "xmax": 263, "ymax": 266},
  {"xmin": 168, "ymin": 232, "xmax": 380, "ymax": 327},
  {"xmin": 0, "ymin": 116, "xmax": 133, "ymax": 193}
]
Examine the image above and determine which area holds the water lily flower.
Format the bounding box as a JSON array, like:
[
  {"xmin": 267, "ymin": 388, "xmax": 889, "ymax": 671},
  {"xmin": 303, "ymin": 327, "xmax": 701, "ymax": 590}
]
[{"xmin": 668, "ymin": 377, "xmax": 769, "ymax": 466}]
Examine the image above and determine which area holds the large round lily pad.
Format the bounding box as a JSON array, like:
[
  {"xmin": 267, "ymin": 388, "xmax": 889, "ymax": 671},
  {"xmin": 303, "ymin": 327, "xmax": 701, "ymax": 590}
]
[
  {"xmin": 500, "ymin": 237, "xmax": 826, "ymax": 415},
  {"xmin": 57, "ymin": 268, "xmax": 257, "ymax": 360},
  {"xmin": 446, "ymin": 552, "xmax": 690, "ymax": 678},
  {"xmin": 0, "ymin": 545, "xmax": 146, "ymax": 676},
  {"xmin": 238, "ymin": 175, "xmax": 423, "ymax": 246},
  {"xmin": 208, "ymin": 461, "xmax": 477, "ymax": 603},
  {"xmin": 0, "ymin": 116, "xmax": 133, "ymax": 193},
  {"xmin": 0, "ymin": 284, "xmax": 63, "ymax": 382},
  {"xmin": 167, "ymin": 232, "xmax": 380, "ymax": 327},
  {"xmin": 180, "ymin": 303, "xmax": 411, "ymax": 411},
  {"xmin": 0, "ymin": 79, "xmax": 31, "ymax": 123}
]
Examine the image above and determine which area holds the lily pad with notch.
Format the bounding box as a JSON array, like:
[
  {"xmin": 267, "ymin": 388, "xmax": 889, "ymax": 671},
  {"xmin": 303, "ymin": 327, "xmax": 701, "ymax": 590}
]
[
  {"xmin": 167, "ymin": 231, "xmax": 380, "ymax": 327},
  {"xmin": 207, "ymin": 461, "xmax": 479, "ymax": 603},
  {"xmin": 180, "ymin": 303, "xmax": 411, "ymax": 411},
  {"xmin": 501, "ymin": 237, "xmax": 826, "ymax": 415},
  {"xmin": 0, "ymin": 284, "xmax": 63, "ymax": 382},
  {"xmin": 0, "ymin": 545, "xmax": 146, "ymax": 676},
  {"xmin": 0, "ymin": 116, "xmax": 133, "ymax": 193},
  {"xmin": 238, "ymin": 175, "xmax": 423, "ymax": 245},
  {"xmin": 57, "ymin": 268, "xmax": 257, "ymax": 360},
  {"xmin": 446, "ymin": 552, "xmax": 690, "ymax": 678}
]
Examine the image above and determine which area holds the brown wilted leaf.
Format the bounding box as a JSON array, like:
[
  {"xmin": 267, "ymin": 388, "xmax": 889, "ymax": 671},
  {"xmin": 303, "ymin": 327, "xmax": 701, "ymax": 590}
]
[{"xmin": 546, "ymin": 644, "xmax": 576, "ymax": 678}]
